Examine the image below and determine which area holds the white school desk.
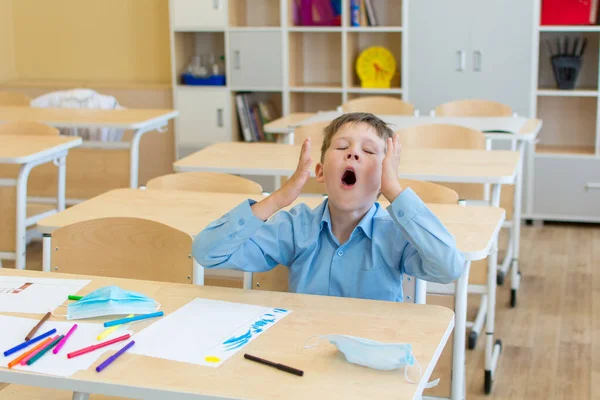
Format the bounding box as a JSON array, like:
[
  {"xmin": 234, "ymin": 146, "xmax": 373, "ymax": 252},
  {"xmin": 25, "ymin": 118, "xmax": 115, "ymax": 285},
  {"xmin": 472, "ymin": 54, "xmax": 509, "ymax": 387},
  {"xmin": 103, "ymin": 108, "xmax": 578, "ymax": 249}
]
[
  {"xmin": 37, "ymin": 188, "xmax": 504, "ymax": 400},
  {"xmin": 0, "ymin": 107, "xmax": 179, "ymax": 191},
  {"xmin": 0, "ymin": 269, "xmax": 454, "ymax": 400},
  {"xmin": 173, "ymin": 142, "xmax": 518, "ymax": 396},
  {"xmin": 0, "ymin": 134, "xmax": 81, "ymax": 270},
  {"xmin": 265, "ymin": 111, "xmax": 542, "ymax": 309}
]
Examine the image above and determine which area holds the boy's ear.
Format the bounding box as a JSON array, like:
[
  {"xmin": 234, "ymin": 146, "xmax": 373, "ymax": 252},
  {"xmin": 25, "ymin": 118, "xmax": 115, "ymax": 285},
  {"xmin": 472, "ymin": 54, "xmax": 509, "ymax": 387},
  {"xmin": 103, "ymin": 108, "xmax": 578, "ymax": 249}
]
[{"xmin": 315, "ymin": 162, "xmax": 325, "ymax": 183}]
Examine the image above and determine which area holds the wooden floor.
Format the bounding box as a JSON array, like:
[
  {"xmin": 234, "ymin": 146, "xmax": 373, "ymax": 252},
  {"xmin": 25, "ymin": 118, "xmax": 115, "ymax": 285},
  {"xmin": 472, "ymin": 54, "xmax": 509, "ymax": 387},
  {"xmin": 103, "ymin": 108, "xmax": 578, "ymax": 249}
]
[{"xmin": 1, "ymin": 221, "xmax": 599, "ymax": 399}]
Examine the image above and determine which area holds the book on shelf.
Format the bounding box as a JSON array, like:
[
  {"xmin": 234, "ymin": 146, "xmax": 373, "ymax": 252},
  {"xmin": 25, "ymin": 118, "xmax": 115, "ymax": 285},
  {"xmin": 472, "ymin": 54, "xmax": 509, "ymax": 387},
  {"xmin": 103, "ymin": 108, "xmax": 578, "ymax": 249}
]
[
  {"xmin": 235, "ymin": 93, "xmax": 279, "ymax": 142},
  {"xmin": 350, "ymin": 0, "xmax": 378, "ymax": 27}
]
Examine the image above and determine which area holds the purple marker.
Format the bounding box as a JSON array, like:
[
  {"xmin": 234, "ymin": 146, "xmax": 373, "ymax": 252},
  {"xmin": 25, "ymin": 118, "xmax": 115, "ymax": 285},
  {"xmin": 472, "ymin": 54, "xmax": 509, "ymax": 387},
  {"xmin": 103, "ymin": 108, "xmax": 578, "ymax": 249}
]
[
  {"xmin": 53, "ymin": 324, "xmax": 77, "ymax": 355},
  {"xmin": 95, "ymin": 340, "xmax": 135, "ymax": 373}
]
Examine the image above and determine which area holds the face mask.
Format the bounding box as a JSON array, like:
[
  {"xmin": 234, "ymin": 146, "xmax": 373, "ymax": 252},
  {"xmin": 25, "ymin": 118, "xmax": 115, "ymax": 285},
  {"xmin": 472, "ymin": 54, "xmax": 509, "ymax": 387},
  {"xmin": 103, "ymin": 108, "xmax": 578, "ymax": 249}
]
[
  {"xmin": 57, "ymin": 286, "xmax": 161, "ymax": 320},
  {"xmin": 305, "ymin": 334, "xmax": 439, "ymax": 388}
]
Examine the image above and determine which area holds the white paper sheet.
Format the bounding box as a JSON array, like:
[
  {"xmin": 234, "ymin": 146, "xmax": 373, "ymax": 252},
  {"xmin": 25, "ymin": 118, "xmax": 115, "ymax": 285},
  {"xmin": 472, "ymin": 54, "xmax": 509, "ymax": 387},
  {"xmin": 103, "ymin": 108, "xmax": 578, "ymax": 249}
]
[
  {"xmin": 0, "ymin": 316, "xmax": 133, "ymax": 377},
  {"xmin": 129, "ymin": 298, "xmax": 291, "ymax": 367},
  {"xmin": 0, "ymin": 276, "xmax": 90, "ymax": 314}
]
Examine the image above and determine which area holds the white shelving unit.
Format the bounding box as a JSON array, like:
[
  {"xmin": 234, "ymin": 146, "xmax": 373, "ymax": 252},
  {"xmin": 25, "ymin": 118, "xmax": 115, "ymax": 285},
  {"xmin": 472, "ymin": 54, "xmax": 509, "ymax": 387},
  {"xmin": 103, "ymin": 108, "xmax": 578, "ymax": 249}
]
[
  {"xmin": 530, "ymin": 19, "xmax": 600, "ymax": 223},
  {"xmin": 168, "ymin": 0, "xmax": 407, "ymax": 158}
]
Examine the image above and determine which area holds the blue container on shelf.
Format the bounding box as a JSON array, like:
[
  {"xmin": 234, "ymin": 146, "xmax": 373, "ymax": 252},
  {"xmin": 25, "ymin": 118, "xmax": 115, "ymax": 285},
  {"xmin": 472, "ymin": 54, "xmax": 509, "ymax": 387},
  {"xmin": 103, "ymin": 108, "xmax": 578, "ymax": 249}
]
[{"xmin": 181, "ymin": 73, "xmax": 226, "ymax": 86}]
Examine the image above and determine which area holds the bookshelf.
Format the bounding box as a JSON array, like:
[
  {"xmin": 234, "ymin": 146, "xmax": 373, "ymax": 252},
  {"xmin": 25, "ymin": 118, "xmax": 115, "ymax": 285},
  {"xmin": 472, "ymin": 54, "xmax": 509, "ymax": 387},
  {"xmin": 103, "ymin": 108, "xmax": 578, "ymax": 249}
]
[{"xmin": 169, "ymin": 0, "xmax": 408, "ymax": 156}]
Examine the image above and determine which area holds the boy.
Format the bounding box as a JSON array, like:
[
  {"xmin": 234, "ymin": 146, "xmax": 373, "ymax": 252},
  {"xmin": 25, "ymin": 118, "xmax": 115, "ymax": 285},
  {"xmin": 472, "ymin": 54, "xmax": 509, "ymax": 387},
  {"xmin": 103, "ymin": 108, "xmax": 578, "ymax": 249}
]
[{"xmin": 193, "ymin": 112, "xmax": 465, "ymax": 302}]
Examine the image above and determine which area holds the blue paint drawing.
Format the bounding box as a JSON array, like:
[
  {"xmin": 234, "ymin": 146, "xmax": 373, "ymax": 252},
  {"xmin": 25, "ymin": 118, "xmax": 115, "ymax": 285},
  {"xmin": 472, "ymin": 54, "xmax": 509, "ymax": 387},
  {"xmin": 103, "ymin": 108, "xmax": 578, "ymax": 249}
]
[
  {"xmin": 274, "ymin": 308, "xmax": 288, "ymax": 313},
  {"xmin": 222, "ymin": 309, "xmax": 286, "ymax": 351}
]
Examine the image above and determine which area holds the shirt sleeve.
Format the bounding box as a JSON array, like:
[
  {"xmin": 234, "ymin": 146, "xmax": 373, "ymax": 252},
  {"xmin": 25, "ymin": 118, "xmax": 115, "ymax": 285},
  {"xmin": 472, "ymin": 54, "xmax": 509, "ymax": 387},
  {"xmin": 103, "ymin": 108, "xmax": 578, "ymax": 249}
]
[
  {"xmin": 192, "ymin": 199, "xmax": 296, "ymax": 272},
  {"xmin": 386, "ymin": 188, "xmax": 466, "ymax": 284}
]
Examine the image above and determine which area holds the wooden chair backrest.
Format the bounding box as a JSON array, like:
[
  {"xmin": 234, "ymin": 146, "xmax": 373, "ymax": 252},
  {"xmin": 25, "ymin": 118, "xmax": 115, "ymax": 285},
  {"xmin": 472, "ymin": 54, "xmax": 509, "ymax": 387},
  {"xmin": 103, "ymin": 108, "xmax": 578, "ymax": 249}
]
[
  {"xmin": 0, "ymin": 92, "xmax": 31, "ymax": 106},
  {"xmin": 399, "ymin": 179, "xmax": 459, "ymax": 204},
  {"xmin": 0, "ymin": 121, "xmax": 59, "ymax": 136},
  {"xmin": 434, "ymin": 99, "xmax": 513, "ymax": 117},
  {"xmin": 146, "ymin": 172, "xmax": 263, "ymax": 194},
  {"xmin": 396, "ymin": 123, "xmax": 486, "ymax": 150},
  {"xmin": 52, "ymin": 217, "xmax": 193, "ymax": 284},
  {"xmin": 341, "ymin": 96, "xmax": 415, "ymax": 115}
]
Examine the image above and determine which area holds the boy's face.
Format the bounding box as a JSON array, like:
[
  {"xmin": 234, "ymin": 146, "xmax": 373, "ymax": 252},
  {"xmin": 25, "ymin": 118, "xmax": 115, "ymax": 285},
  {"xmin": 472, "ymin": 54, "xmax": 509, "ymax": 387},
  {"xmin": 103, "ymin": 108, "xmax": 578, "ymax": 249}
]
[{"xmin": 315, "ymin": 122, "xmax": 386, "ymax": 212}]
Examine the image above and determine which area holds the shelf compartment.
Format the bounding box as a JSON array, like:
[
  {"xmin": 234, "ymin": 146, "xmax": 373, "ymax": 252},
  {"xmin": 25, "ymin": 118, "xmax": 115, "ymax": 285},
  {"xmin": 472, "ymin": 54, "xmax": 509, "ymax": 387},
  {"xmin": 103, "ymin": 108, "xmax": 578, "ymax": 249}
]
[
  {"xmin": 231, "ymin": 91, "xmax": 283, "ymax": 142},
  {"xmin": 538, "ymin": 32, "xmax": 599, "ymax": 91},
  {"xmin": 229, "ymin": 0, "xmax": 280, "ymax": 27},
  {"xmin": 535, "ymin": 144, "xmax": 596, "ymax": 156},
  {"xmin": 290, "ymin": 92, "xmax": 341, "ymax": 113},
  {"xmin": 346, "ymin": 31, "xmax": 401, "ymax": 89},
  {"xmin": 347, "ymin": 0, "xmax": 403, "ymax": 28},
  {"xmin": 289, "ymin": 32, "xmax": 342, "ymax": 87},
  {"xmin": 347, "ymin": 92, "xmax": 403, "ymax": 101},
  {"xmin": 173, "ymin": 32, "xmax": 226, "ymax": 85},
  {"xmin": 536, "ymin": 96, "xmax": 597, "ymax": 153},
  {"xmin": 289, "ymin": 0, "xmax": 342, "ymax": 28}
]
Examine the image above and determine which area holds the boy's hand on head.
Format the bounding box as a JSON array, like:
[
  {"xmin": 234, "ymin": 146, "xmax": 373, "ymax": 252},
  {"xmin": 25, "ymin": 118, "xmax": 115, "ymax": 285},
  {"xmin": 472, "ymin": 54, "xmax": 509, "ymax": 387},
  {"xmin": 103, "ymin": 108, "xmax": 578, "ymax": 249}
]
[
  {"xmin": 274, "ymin": 138, "xmax": 313, "ymax": 208},
  {"xmin": 381, "ymin": 133, "xmax": 404, "ymax": 203}
]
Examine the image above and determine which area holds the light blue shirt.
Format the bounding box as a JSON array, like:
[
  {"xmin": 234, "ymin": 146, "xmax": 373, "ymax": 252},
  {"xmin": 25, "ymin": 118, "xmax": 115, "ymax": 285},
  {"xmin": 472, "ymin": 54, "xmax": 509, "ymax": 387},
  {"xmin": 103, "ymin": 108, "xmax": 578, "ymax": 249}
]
[{"xmin": 192, "ymin": 188, "xmax": 465, "ymax": 302}]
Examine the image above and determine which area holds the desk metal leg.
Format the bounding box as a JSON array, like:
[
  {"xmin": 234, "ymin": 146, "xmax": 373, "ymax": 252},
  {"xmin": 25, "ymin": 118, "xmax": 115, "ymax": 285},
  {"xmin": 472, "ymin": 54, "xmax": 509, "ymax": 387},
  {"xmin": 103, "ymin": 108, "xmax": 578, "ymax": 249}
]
[
  {"xmin": 129, "ymin": 125, "xmax": 162, "ymax": 189},
  {"xmin": 57, "ymin": 155, "xmax": 67, "ymax": 212},
  {"xmin": 72, "ymin": 392, "xmax": 89, "ymax": 400},
  {"xmin": 452, "ymin": 260, "xmax": 471, "ymax": 400},
  {"xmin": 484, "ymin": 183, "xmax": 503, "ymax": 394},
  {"xmin": 193, "ymin": 259, "xmax": 204, "ymax": 285},
  {"xmin": 43, "ymin": 234, "xmax": 52, "ymax": 273},
  {"xmin": 15, "ymin": 163, "xmax": 34, "ymax": 270},
  {"xmin": 509, "ymin": 141, "xmax": 525, "ymax": 308},
  {"xmin": 243, "ymin": 272, "xmax": 253, "ymax": 290}
]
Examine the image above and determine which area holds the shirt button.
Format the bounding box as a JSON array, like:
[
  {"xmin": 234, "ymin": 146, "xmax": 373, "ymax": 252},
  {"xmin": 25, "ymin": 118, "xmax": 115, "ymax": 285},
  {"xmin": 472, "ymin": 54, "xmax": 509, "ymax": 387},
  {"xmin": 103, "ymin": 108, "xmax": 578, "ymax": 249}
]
[
  {"xmin": 238, "ymin": 218, "xmax": 245, "ymax": 226},
  {"xmin": 397, "ymin": 210, "xmax": 404, "ymax": 218},
  {"xmin": 337, "ymin": 250, "xmax": 343, "ymax": 256}
]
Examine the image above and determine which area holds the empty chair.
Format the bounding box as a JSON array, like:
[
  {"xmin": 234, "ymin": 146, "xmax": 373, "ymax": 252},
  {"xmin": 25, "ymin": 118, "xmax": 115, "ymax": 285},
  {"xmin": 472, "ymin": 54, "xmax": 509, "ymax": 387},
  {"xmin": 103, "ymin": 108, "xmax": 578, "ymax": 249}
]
[
  {"xmin": 434, "ymin": 99, "xmax": 513, "ymax": 117},
  {"xmin": 0, "ymin": 121, "xmax": 59, "ymax": 136},
  {"xmin": 0, "ymin": 92, "xmax": 31, "ymax": 106},
  {"xmin": 51, "ymin": 217, "xmax": 193, "ymax": 284},
  {"xmin": 293, "ymin": 120, "xmax": 330, "ymax": 148},
  {"xmin": 146, "ymin": 172, "xmax": 263, "ymax": 194},
  {"xmin": 340, "ymin": 96, "xmax": 415, "ymax": 115},
  {"xmin": 396, "ymin": 123, "xmax": 486, "ymax": 150}
]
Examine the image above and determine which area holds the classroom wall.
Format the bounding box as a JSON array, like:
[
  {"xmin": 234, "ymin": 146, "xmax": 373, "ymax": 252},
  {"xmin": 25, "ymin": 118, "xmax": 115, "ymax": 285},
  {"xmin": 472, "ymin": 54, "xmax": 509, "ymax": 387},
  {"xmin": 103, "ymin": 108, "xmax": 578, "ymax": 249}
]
[
  {"xmin": 10, "ymin": 0, "xmax": 171, "ymax": 84},
  {"xmin": 0, "ymin": 0, "xmax": 16, "ymax": 81}
]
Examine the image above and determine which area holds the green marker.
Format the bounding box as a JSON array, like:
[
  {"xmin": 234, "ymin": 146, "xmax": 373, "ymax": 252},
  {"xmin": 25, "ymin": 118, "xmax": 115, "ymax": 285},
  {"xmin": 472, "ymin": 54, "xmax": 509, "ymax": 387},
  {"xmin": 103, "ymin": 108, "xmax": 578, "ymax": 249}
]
[
  {"xmin": 27, "ymin": 335, "xmax": 63, "ymax": 365},
  {"xmin": 68, "ymin": 295, "xmax": 82, "ymax": 301}
]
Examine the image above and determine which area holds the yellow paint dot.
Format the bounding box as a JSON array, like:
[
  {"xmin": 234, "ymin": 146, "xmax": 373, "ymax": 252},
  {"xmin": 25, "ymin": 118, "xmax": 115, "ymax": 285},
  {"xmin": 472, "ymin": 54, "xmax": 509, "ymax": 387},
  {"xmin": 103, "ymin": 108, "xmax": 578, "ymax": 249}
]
[{"xmin": 205, "ymin": 356, "xmax": 220, "ymax": 363}]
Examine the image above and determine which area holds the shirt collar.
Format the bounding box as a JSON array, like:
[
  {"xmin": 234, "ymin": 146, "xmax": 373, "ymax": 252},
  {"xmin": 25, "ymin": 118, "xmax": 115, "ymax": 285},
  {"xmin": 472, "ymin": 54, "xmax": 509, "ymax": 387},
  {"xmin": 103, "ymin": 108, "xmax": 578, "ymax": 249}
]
[{"xmin": 319, "ymin": 198, "xmax": 378, "ymax": 240}]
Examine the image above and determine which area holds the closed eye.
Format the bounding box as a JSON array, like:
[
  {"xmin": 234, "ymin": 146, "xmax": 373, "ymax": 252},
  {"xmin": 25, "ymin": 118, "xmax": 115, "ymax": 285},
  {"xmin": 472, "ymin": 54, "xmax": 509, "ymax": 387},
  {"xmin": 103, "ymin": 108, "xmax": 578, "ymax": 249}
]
[
  {"xmin": 336, "ymin": 147, "xmax": 348, "ymax": 150},
  {"xmin": 363, "ymin": 149, "xmax": 375, "ymax": 154}
]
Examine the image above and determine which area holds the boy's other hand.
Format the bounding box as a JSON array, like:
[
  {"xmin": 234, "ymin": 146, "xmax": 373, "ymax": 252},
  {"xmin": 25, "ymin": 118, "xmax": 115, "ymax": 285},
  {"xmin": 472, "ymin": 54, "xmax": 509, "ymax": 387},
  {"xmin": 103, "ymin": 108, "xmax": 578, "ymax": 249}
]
[
  {"xmin": 274, "ymin": 138, "xmax": 313, "ymax": 208},
  {"xmin": 381, "ymin": 133, "xmax": 403, "ymax": 202}
]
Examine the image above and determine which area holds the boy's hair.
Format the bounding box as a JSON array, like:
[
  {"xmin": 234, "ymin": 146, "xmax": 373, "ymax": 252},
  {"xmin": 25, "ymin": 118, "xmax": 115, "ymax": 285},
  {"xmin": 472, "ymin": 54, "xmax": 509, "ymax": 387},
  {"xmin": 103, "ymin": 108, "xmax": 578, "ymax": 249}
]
[{"xmin": 320, "ymin": 112, "xmax": 394, "ymax": 162}]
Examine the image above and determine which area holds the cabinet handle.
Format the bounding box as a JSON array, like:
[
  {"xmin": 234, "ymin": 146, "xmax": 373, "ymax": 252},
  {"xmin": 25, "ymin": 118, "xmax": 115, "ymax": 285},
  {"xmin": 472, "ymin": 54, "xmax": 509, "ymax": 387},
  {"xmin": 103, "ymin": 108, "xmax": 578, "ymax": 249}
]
[
  {"xmin": 213, "ymin": 0, "xmax": 221, "ymax": 10},
  {"xmin": 234, "ymin": 50, "xmax": 241, "ymax": 70},
  {"xmin": 456, "ymin": 50, "xmax": 465, "ymax": 72},
  {"xmin": 584, "ymin": 182, "xmax": 600, "ymax": 191},
  {"xmin": 474, "ymin": 50, "xmax": 482, "ymax": 72},
  {"xmin": 217, "ymin": 108, "xmax": 224, "ymax": 127}
]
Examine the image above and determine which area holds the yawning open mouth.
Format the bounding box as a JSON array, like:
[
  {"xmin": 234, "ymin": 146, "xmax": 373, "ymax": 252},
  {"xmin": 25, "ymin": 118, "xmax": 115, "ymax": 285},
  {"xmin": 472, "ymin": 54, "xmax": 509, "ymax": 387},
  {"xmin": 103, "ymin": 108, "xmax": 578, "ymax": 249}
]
[{"xmin": 341, "ymin": 168, "xmax": 357, "ymax": 187}]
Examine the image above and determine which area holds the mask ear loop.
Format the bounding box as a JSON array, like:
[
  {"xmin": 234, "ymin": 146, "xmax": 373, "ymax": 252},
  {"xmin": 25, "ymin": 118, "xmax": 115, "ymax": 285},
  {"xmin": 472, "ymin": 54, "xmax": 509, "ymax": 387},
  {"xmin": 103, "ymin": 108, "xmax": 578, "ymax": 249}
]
[
  {"xmin": 303, "ymin": 335, "xmax": 327, "ymax": 349},
  {"xmin": 404, "ymin": 357, "xmax": 440, "ymax": 389},
  {"xmin": 154, "ymin": 301, "xmax": 162, "ymax": 311},
  {"xmin": 50, "ymin": 304, "xmax": 67, "ymax": 319}
]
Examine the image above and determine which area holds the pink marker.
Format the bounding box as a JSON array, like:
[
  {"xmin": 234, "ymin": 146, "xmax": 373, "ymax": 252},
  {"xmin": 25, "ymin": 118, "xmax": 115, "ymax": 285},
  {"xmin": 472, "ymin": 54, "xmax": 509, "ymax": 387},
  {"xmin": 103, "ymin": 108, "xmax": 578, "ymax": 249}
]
[
  {"xmin": 20, "ymin": 335, "xmax": 58, "ymax": 365},
  {"xmin": 53, "ymin": 324, "xmax": 77, "ymax": 355}
]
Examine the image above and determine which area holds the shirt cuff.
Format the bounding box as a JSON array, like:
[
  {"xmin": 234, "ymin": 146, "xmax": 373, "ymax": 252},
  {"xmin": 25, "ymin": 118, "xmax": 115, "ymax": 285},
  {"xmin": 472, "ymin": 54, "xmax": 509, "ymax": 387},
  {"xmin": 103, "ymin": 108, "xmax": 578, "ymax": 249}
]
[
  {"xmin": 386, "ymin": 187, "xmax": 427, "ymax": 226},
  {"xmin": 226, "ymin": 199, "xmax": 265, "ymax": 238}
]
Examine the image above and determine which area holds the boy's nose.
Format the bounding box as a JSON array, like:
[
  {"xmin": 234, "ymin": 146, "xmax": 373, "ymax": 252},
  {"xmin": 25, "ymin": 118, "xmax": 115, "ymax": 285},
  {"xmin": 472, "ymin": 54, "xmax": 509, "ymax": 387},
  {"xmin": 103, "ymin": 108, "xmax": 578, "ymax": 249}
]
[{"xmin": 346, "ymin": 153, "xmax": 359, "ymax": 161}]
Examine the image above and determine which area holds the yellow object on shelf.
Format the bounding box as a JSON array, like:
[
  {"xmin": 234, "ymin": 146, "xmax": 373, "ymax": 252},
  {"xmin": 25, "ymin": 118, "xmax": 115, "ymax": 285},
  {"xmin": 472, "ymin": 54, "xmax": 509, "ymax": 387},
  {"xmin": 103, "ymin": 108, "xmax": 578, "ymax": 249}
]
[{"xmin": 355, "ymin": 46, "xmax": 397, "ymax": 89}]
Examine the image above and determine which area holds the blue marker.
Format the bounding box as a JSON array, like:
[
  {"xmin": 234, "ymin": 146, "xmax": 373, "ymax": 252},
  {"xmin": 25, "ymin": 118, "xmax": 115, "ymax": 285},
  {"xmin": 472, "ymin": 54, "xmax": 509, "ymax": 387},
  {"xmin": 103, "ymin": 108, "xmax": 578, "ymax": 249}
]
[
  {"xmin": 3, "ymin": 328, "xmax": 57, "ymax": 357},
  {"xmin": 103, "ymin": 311, "xmax": 164, "ymax": 327}
]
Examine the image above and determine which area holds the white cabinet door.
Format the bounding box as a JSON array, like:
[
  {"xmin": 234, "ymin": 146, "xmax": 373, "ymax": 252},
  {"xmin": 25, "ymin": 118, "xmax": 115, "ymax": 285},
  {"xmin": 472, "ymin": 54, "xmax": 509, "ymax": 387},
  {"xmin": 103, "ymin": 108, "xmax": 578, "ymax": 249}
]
[
  {"xmin": 228, "ymin": 32, "xmax": 283, "ymax": 89},
  {"xmin": 469, "ymin": 0, "xmax": 536, "ymax": 117},
  {"xmin": 406, "ymin": 0, "xmax": 472, "ymax": 114},
  {"xmin": 171, "ymin": 0, "xmax": 226, "ymax": 30},
  {"xmin": 175, "ymin": 87, "xmax": 230, "ymax": 156}
]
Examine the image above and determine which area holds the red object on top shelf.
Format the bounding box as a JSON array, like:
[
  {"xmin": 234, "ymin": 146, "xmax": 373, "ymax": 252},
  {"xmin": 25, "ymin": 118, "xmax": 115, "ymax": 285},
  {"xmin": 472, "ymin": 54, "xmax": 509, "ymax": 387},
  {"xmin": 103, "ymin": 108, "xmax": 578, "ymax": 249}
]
[{"xmin": 541, "ymin": 0, "xmax": 597, "ymax": 26}]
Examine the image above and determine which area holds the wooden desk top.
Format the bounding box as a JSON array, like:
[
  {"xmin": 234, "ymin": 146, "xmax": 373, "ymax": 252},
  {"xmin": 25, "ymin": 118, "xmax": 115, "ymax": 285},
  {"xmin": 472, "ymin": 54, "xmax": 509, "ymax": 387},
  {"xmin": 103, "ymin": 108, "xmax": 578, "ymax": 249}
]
[
  {"xmin": 173, "ymin": 142, "xmax": 520, "ymax": 184},
  {"xmin": 0, "ymin": 107, "xmax": 179, "ymax": 129},
  {"xmin": 0, "ymin": 268, "xmax": 454, "ymax": 400},
  {"xmin": 0, "ymin": 135, "xmax": 82, "ymax": 164},
  {"xmin": 37, "ymin": 188, "xmax": 505, "ymax": 261},
  {"xmin": 263, "ymin": 111, "xmax": 542, "ymax": 141}
]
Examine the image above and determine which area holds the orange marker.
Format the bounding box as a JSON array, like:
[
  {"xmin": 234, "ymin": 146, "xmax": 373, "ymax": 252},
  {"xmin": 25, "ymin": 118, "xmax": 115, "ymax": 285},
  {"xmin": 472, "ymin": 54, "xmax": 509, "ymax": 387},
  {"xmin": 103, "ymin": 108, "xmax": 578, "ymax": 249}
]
[{"xmin": 7, "ymin": 336, "xmax": 53, "ymax": 369}]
